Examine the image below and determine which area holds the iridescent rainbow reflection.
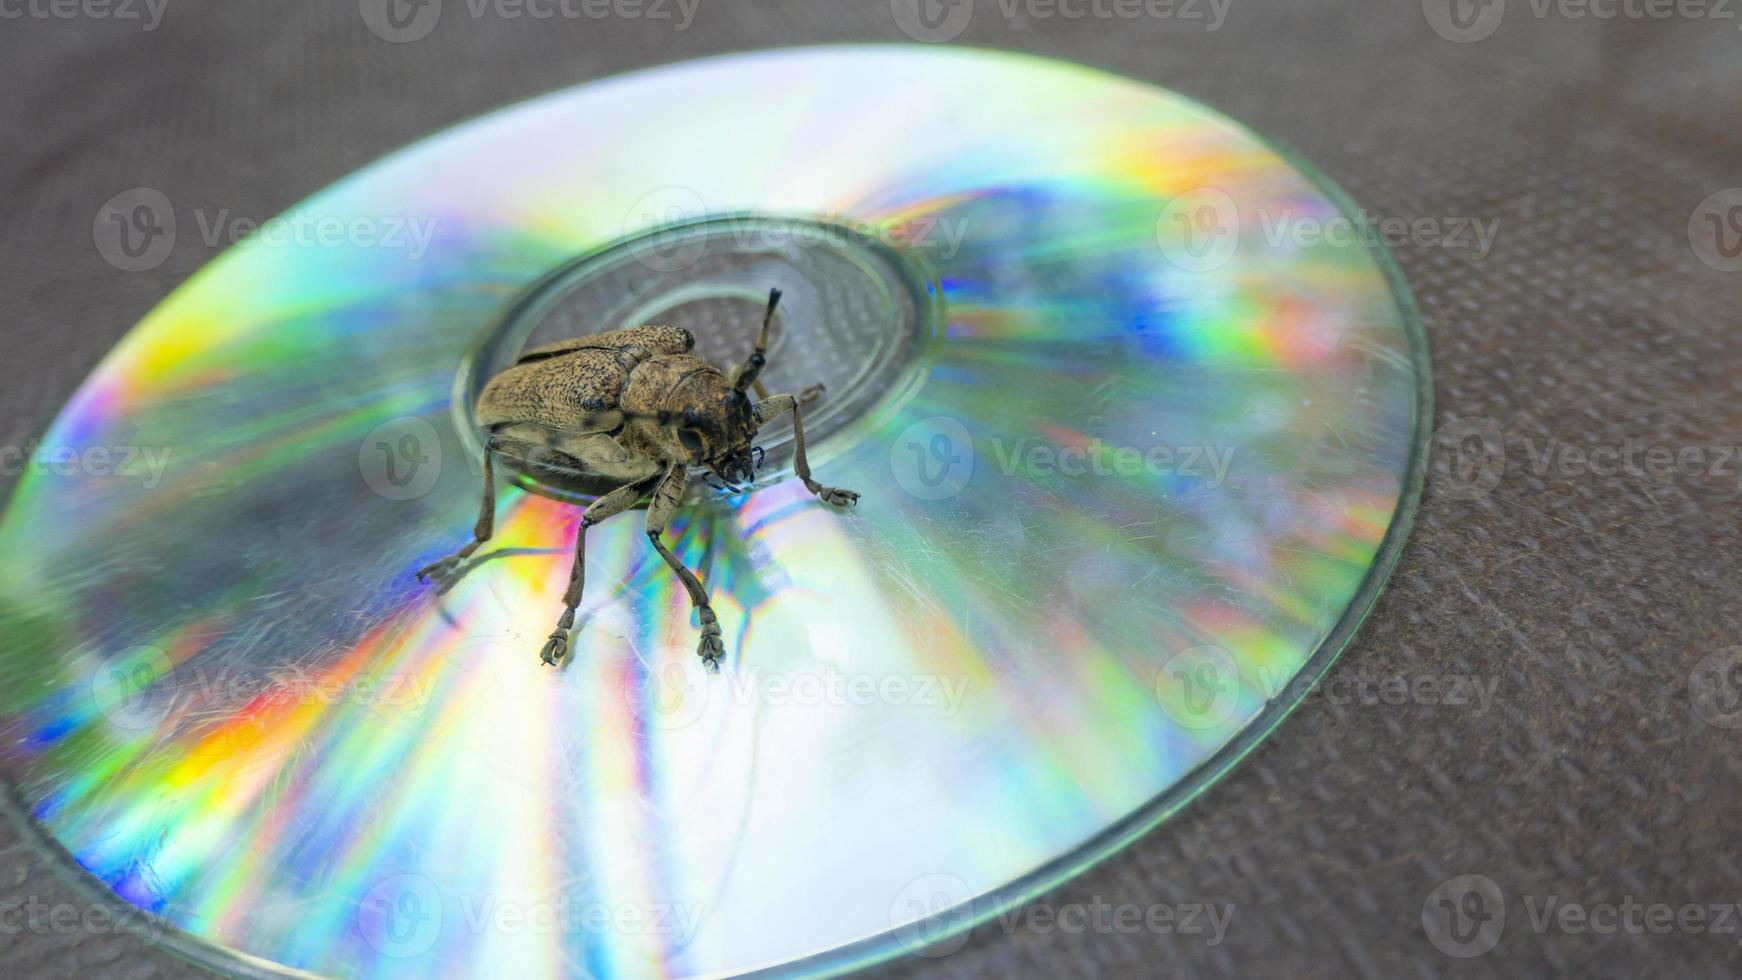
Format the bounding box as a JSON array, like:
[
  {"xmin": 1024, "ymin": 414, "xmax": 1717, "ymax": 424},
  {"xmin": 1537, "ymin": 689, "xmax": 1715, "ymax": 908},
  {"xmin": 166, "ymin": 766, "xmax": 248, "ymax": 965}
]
[{"xmin": 0, "ymin": 47, "xmax": 1426, "ymax": 978}]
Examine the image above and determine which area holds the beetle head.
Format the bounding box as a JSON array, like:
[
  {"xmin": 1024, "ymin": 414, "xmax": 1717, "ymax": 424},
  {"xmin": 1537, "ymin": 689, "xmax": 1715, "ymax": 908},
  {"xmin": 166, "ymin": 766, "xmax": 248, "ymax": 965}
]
[{"xmin": 671, "ymin": 384, "xmax": 759, "ymax": 487}]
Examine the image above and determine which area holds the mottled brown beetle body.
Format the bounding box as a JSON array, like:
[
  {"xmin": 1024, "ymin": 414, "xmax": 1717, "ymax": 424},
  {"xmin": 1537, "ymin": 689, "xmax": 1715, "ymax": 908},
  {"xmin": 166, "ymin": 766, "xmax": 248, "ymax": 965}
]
[{"xmin": 418, "ymin": 290, "xmax": 857, "ymax": 669}]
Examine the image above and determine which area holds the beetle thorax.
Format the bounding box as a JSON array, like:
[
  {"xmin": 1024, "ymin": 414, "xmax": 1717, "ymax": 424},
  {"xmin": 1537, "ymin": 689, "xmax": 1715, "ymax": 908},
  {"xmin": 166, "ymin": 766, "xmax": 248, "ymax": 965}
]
[{"xmin": 619, "ymin": 355, "xmax": 758, "ymax": 476}]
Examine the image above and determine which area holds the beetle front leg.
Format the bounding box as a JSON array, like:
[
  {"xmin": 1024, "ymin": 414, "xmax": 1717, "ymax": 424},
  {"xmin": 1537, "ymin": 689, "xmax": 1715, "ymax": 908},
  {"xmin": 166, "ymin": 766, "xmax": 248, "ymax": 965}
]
[
  {"xmin": 540, "ymin": 475, "xmax": 657, "ymax": 666},
  {"xmin": 753, "ymin": 394, "xmax": 860, "ymax": 508},
  {"xmin": 643, "ymin": 463, "xmax": 726, "ymax": 671},
  {"xmin": 416, "ymin": 437, "xmax": 501, "ymax": 587}
]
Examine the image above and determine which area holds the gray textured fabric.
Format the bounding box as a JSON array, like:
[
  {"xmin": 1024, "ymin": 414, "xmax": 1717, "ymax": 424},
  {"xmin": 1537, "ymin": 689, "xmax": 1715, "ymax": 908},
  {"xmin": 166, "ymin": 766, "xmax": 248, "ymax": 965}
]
[{"xmin": 2, "ymin": 2, "xmax": 1740, "ymax": 978}]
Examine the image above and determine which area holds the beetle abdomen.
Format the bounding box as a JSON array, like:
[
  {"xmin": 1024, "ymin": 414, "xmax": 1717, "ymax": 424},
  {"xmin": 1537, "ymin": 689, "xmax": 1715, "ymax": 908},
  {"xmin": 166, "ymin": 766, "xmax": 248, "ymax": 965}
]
[
  {"xmin": 476, "ymin": 350, "xmax": 626, "ymax": 432},
  {"xmin": 477, "ymin": 325, "xmax": 696, "ymax": 433}
]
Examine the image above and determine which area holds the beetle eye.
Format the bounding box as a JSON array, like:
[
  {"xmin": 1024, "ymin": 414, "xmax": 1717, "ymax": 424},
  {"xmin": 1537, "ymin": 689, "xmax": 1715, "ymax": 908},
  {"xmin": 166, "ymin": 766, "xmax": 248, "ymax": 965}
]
[{"xmin": 678, "ymin": 429, "xmax": 704, "ymax": 455}]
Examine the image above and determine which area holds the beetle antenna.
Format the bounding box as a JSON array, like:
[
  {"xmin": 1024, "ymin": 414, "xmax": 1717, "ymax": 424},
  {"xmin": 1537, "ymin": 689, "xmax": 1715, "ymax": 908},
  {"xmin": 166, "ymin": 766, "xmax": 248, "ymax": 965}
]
[{"xmin": 734, "ymin": 287, "xmax": 780, "ymax": 393}]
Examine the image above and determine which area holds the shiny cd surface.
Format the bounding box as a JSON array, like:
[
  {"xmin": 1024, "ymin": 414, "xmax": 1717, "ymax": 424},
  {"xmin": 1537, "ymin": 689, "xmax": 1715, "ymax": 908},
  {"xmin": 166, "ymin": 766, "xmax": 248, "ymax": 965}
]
[{"xmin": 0, "ymin": 46, "xmax": 1429, "ymax": 979}]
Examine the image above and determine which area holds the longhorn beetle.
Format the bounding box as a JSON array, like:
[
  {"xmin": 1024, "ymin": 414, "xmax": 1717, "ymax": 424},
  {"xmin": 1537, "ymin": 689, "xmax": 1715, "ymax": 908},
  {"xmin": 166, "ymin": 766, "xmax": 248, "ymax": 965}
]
[{"xmin": 417, "ymin": 289, "xmax": 858, "ymax": 670}]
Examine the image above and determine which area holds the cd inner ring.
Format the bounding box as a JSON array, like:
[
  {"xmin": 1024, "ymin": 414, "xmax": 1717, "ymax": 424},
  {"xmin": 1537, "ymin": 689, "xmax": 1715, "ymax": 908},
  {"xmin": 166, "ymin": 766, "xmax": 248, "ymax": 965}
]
[{"xmin": 449, "ymin": 213, "xmax": 940, "ymax": 503}]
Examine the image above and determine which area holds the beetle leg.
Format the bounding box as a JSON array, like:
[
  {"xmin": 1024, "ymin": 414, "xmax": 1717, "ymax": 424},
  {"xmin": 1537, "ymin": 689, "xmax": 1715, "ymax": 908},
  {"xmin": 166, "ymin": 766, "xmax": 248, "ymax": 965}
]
[
  {"xmin": 416, "ymin": 437, "xmax": 502, "ymax": 587},
  {"xmin": 540, "ymin": 475, "xmax": 655, "ymax": 666},
  {"xmin": 753, "ymin": 395, "xmax": 860, "ymax": 508},
  {"xmin": 643, "ymin": 463, "xmax": 726, "ymax": 671}
]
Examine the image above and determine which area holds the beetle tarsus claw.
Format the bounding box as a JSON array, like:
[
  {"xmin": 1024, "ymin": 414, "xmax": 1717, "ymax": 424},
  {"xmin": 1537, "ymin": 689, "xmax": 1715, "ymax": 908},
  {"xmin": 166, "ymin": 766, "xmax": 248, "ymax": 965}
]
[
  {"xmin": 416, "ymin": 555, "xmax": 462, "ymax": 585},
  {"xmin": 697, "ymin": 611, "xmax": 724, "ymax": 667},
  {"xmin": 812, "ymin": 485, "xmax": 860, "ymax": 508},
  {"xmin": 541, "ymin": 630, "xmax": 569, "ymax": 666},
  {"xmin": 698, "ymin": 639, "xmax": 725, "ymax": 669}
]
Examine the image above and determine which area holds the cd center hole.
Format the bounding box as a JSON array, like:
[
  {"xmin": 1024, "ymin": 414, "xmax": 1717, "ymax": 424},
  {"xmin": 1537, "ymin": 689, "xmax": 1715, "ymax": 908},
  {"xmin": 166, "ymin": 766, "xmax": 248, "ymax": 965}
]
[{"xmin": 459, "ymin": 214, "xmax": 932, "ymax": 501}]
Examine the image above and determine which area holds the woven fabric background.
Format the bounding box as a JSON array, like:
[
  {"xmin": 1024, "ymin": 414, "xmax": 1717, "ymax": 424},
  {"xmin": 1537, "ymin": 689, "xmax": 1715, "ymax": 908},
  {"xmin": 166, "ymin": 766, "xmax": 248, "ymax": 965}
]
[{"xmin": 2, "ymin": 1, "xmax": 1740, "ymax": 977}]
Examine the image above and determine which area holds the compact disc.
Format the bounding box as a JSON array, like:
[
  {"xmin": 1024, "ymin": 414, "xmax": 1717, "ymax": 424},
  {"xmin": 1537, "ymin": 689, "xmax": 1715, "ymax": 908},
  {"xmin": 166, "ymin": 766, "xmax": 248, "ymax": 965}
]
[{"xmin": 0, "ymin": 46, "xmax": 1428, "ymax": 978}]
